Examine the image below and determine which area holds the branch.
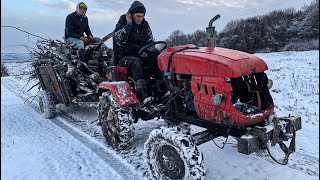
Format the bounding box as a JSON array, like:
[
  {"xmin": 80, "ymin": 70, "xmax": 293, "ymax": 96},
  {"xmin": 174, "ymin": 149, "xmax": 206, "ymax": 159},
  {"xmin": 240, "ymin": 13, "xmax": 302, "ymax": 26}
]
[
  {"xmin": 2, "ymin": 44, "xmax": 36, "ymax": 53},
  {"xmin": 27, "ymin": 82, "xmax": 40, "ymax": 92},
  {"xmin": 1, "ymin": 25, "xmax": 48, "ymax": 40}
]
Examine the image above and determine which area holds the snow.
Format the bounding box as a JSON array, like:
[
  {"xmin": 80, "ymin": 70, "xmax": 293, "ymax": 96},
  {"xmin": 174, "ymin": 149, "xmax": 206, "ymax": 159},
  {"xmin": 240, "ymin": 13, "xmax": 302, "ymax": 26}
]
[
  {"xmin": 1, "ymin": 50, "xmax": 319, "ymax": 179},
  {"xmin": 240, "ymin": 134, "xmax": 256, "ymax": 140},
  {"xmin": 100, "ymin": 81, "xmax": 127, "ymax": 85},
  {"xmin": 256, "ymin": 50, "xmax": 319, "ymax": 159},
  {"xmin": 1, "ymin": 83, "xmax": 124, "ymax": 180}
]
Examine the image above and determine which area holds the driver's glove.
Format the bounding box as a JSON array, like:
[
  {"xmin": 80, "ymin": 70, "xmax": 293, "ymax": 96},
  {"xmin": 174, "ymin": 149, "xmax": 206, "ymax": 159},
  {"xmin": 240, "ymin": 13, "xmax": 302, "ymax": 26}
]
[{"xmin": 80, "ymin": 37, "xmax": 89, "ymax": 45}]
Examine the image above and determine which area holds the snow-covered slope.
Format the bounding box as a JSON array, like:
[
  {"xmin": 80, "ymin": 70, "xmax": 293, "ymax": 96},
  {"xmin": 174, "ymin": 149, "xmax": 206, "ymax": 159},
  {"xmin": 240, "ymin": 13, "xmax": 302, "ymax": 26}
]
[
  {"xmin": 1, "ymin": 83, "xmax": 126, "ymax": 180},
  {"xmin": 1, "ymin": 50, "xmax": 319, "ymax": 180}
]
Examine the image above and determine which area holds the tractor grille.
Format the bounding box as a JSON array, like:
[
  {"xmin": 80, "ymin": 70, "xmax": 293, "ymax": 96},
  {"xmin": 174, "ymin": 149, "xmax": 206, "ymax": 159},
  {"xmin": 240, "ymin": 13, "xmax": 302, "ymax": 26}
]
[{"xmin": 229, "ymin": 72, "xmax": 273, "ymax": 114}]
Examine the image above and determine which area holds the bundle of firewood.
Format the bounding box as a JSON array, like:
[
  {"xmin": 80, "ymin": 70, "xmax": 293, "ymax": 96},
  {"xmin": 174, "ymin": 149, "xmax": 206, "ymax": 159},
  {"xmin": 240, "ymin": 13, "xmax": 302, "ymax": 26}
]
[{"xmin": 29, "ymin": 39, "xmax": 113, "ymax": 101}]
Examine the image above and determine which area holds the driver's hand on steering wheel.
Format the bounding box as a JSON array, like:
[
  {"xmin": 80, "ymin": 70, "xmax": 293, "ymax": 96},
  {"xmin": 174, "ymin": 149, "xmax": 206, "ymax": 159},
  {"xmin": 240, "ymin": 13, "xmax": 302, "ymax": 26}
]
[
  {"xmin": 146, "ymin": 46, "xmax": 155, "ymax": 51},
  {"xmin": 140, "ymin": 52, "xmax": 148, "ymax": 57},
  {"xmin": 147, "ymin": 46, "xmax": 160, "ymax": 54}
]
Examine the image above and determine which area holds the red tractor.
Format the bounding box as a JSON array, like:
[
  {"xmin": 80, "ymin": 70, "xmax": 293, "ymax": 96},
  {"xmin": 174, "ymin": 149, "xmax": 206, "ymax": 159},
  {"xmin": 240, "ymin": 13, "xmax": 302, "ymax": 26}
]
[
  {"xmin": 35, "ymin": 15, "xmax": 301, "ymax": 179},
  {"xmin": 96, "ymin": 15, "xmax": 301, "ymax": 179}
]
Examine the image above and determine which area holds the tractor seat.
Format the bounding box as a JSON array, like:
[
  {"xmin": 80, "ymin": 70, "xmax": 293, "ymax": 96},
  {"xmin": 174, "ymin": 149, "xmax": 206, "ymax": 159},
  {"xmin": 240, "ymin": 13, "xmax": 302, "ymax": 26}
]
[
  {"xmin": 106, "ymin": 66, "xmax": 128, "ymax": 81},
  {"xmin": 106, "ymin": 66, "xmax": 153, "ymax": 82}
]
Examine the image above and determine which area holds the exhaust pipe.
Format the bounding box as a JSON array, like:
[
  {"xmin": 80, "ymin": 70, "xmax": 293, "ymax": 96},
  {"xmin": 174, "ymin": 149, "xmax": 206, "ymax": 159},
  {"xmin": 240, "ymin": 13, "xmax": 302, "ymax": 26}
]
[{"xmin": 206, "ymin": 14, "xmax": 220, "ymax": 47}]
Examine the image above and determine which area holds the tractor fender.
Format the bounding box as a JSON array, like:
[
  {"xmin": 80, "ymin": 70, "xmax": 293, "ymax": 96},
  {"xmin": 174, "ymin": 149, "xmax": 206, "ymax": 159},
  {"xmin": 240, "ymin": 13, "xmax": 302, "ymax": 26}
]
[{"xmin": 98, "ymin": 81, "xmax": 139, "ymax": 106}]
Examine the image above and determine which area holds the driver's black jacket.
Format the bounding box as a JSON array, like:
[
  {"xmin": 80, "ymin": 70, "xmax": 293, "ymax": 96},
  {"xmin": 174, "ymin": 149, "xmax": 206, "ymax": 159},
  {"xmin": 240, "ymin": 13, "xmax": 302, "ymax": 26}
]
[
  {"xmin": 65, "ymin": 12, "xmax": 92, "ymax": 39},
  {"xmin": 113, "ymin": 14, "xmax": 154, "ymax": 65}
]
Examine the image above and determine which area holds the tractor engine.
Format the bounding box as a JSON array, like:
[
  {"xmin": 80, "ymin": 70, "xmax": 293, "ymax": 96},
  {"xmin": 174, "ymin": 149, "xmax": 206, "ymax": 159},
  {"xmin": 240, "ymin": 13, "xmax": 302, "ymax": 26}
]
[
  {"xmin": 163, "ymin": 73, "xmax": 196, "ymax": 114},
  {"xmin": 229, "ymin": 72, "xmax": 274, "ymax": 114},
  {"xmin": 158, "ymin": 44, "xmax": 275, "ymax": 127}
]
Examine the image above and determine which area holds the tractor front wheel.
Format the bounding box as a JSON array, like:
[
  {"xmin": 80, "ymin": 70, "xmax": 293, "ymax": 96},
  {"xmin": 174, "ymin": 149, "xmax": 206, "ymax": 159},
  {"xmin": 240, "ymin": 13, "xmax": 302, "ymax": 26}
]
[
  {"xmin": 98, "ymin": 92, "xmax": 134, "ymax": 150},
  {"xmin": 144, "ymin": 126, "xmax": 205, "ymax": 180}
]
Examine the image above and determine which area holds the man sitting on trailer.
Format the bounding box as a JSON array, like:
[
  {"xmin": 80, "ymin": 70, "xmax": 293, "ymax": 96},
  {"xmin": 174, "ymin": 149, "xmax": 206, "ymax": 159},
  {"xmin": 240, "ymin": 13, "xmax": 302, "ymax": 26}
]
[{"xmin": 64, "ymin": 2, "xmax": 107, "ymax": 61}]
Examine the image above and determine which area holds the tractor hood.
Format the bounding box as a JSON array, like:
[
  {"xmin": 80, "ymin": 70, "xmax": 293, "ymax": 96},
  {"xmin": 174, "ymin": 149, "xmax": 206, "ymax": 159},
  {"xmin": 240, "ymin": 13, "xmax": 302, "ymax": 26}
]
[{"xmin": 158, "ymin": 44, "xmax": 268, "ymax": 78}]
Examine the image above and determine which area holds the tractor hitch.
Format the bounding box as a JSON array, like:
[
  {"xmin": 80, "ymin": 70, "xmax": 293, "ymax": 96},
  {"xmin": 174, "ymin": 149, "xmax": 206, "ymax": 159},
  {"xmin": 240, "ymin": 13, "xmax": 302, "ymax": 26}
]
[{"xmin": 237, "ymin": 115, "xmax": 301, "ymax": 164}]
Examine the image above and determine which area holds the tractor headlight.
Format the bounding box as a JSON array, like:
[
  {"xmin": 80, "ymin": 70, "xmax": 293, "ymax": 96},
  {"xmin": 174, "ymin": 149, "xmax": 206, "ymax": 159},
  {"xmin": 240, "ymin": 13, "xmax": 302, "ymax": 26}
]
[
  {"xmin": 267, "ymin": 79, "xmax": 273, "ymax": 89},
  {"xmin": 212, "ymin": 94, "xmax": 224, "ymax": 106}
]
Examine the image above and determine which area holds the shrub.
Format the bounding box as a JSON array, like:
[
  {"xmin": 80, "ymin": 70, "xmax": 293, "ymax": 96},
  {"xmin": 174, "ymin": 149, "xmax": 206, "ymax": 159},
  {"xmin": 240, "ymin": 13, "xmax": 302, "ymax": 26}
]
[
  {"xmin": 255, "ymin": 47, "xmax": 273, "ymax": 53},
  {"xmin": 280, "ymin": 39, "xmax": 319, "ymax": 51},
  {"xmin": 1, "ymin": 63, "xmax": 9, "ymax": 77}
]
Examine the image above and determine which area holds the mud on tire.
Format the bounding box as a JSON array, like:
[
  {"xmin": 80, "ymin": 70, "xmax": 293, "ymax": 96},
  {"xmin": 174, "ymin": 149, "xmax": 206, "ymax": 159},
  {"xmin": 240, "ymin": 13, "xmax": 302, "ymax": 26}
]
[
  {"xmin": 98, "ymin": 92, "xmax": 134, "ymax": 150},
  {"xmin": 144, "ymin": 126, "xmax": 205, "ymax": 180},
  {"xmin": 38, "ymin": 90, "xmax": 56, "ymax": 119}
]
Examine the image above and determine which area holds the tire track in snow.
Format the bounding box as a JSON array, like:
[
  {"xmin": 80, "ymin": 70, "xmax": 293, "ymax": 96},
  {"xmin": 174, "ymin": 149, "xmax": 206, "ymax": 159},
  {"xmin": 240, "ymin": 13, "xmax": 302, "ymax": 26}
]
[
  {"xmin": 1, "ymin": 79, "xmax": 143, "ymax": 180},
  {"xmin": 254, "ymin": 146, "xmax": 319, "ymax": 177},
  {"xmin": 51, "ymin": 113, "xmax": 143, "ymax": 180},
  {"xmin": 2, "ymin": 77, "xmax": 319, "ymax": 178}
]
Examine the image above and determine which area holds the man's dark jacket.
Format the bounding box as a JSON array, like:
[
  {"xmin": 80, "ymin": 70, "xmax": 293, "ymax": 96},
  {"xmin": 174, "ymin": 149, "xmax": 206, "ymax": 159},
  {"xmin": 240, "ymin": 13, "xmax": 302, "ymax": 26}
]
[
  {"xmin": 65, "ymin": 12, "xmax": 92, "ymax": 39},
  {"xmin": 113, "ymin": 14, "xmax": 154, "ymax": 65}
]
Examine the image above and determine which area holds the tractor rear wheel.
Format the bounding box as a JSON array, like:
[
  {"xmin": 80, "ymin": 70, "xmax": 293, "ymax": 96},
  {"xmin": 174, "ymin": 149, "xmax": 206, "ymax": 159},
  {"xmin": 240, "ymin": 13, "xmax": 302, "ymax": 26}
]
[
  {"xmin": 38, "ymin": 90, "xmax": 56, "ymax": 119},
  {"xmin": 144, "ymin": 126, "xmax": 205, "ymax": 180},
  {"xmin": 98, "ymin": 92, "xmax": 134, "ymax": 150}
]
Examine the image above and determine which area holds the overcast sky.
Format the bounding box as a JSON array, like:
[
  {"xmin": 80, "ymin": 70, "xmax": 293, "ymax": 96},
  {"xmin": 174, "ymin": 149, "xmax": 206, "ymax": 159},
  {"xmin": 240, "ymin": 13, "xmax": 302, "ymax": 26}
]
[{"xmin": 1, "ymin": 0, "xmax": 314, "ymax": 53}]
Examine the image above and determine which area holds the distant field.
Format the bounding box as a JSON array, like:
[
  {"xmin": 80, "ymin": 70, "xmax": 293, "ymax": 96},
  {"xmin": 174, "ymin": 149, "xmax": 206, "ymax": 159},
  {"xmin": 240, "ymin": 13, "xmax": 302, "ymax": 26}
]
[{"xmin": 1, "ymin": 53, "xmax": 33, "ymax": 63}]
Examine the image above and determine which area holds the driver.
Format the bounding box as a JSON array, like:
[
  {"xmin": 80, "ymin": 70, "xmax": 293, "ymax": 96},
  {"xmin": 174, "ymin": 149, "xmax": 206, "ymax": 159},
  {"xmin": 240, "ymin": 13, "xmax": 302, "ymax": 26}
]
[{"xmin": 113, "ymin": 1, "xmax": 161, "ymax": 103}]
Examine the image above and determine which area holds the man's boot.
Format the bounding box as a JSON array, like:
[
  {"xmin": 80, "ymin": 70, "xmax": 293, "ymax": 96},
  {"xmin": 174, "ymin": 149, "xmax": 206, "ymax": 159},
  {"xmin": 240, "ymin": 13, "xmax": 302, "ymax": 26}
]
[
  {"xmin": 152, "ymin": 80, "xmax": 167, "ymax": 100},
  {"xmin": 136, "ymin": 79, "xmax": 148, "ymax": 103}
]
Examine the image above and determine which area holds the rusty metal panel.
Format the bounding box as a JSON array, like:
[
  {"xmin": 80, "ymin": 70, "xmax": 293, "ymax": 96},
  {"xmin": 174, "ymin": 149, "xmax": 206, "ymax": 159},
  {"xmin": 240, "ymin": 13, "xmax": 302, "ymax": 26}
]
[
  {"xmin": 191, "ymin": 76, "xmax": 274, "ymax": 126},
  {"xmin": 106, "ymin": 66, "xmax": 128, "ymax": 81},
  {"xmin": 98, "ymin": 81, "xmax": 139, "ymax": 106},
  {"xmin": 279, "ymin": 116, "xmax": 302, "ymax": 133},
  {"xmin": 237, "ymin": 135, "xmax": 263, "ymax": 155},
  {"xmin": 158, "ymin": 45, "xmax": 268, "ymax": 78},
  {"xmin": 37, "ymin": 65, "xmax": 70, "ymax": 105}
]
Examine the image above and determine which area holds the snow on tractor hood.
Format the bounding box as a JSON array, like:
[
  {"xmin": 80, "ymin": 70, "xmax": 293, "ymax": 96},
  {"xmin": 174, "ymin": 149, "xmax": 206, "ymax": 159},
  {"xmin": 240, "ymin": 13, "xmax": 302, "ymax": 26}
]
[{"xmin": 158, "ymin": 44, "xmax": 268, "ymax": 78}]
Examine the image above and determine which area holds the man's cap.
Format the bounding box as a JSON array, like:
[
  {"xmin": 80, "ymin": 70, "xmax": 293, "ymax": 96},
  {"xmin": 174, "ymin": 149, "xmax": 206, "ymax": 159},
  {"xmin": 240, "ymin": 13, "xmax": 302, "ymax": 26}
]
[
  {"xmin": 128, "ymin": 1, "xmax": 146, "ymax": 14},
  {"xmin": 78, "ymin": 2, "xmax": 87, "ymax": 9}
]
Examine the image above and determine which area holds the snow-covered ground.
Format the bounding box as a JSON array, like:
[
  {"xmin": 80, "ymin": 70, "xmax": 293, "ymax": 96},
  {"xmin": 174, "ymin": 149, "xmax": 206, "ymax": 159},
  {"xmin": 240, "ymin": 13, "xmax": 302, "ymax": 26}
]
[{"xmin": 1, "ymin": 50, "xmax": 319, "ymax": 180}]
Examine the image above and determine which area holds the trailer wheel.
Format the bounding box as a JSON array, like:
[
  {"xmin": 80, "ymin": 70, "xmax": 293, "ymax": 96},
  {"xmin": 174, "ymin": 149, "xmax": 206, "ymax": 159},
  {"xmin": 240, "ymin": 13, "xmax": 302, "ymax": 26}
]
[
  {"xmin": 38, "ymin": 90, "xmax": 56, "ymax": 119},
  {"xmin": 98, "ymin": 92, "xmax": 134, "ymax": 150},
  {"xmin": 144, "ymin": 126, "xmax": 205, "ymax": 180}
]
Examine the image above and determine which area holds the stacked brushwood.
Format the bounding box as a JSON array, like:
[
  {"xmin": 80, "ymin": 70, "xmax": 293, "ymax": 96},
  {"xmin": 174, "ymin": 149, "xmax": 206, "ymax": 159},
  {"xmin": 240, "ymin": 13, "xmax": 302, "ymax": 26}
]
[{"xmin": 30, "ymin": 39, "xmax": 113, "ymax": 102}]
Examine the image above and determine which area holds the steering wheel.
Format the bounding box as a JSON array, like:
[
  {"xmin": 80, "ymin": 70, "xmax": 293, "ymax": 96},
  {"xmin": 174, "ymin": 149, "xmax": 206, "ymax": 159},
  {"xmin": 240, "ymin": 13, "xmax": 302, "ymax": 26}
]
[{"xmin": 138, "ymin": 41, "xmax": 167, "ymax": 56}]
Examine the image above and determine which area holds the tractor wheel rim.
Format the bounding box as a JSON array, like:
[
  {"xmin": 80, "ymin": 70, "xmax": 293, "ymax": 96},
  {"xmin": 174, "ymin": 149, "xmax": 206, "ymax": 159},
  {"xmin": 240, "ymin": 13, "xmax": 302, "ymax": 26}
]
[{"xmin": 157, "ymin": 145, "xmax": 185, "ymax": 179}]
